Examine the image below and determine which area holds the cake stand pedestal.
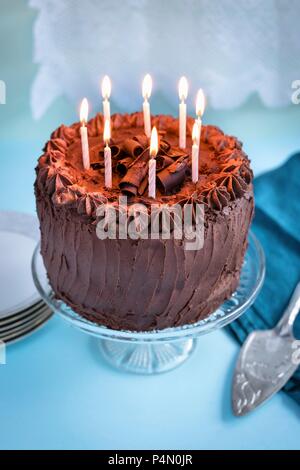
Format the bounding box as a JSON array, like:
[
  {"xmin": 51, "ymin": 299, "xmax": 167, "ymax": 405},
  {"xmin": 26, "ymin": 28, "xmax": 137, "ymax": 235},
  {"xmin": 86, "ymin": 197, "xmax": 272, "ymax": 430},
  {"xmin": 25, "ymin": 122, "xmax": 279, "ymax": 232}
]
[
  {"xmin": 32, "ymin": 232, "xmax": 265, "ymax": 375},
  {"xmin": 98, "ymin": 338, "xmax": 196, "ymax": 374}
]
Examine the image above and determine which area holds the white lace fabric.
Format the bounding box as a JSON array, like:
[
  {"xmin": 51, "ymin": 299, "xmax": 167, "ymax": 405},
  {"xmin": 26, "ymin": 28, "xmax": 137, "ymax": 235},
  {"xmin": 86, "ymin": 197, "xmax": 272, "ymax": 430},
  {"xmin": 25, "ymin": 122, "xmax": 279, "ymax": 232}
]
[{"xmin": 29, "ymin": 0, "xmax": 300, "ymax": 119}]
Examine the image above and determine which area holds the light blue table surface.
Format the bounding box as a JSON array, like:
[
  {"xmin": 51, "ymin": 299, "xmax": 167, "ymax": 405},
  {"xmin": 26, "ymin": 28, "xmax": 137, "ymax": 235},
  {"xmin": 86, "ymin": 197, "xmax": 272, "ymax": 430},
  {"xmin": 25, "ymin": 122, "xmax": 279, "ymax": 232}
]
[{"xmin": 0, "ymin": 1, "xmax": 300, "ymax": 450}]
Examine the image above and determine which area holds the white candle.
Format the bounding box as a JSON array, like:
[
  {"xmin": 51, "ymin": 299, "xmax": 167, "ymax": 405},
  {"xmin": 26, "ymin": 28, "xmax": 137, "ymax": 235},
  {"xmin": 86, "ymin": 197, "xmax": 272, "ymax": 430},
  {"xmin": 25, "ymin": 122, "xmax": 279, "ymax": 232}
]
[
  {"xmin": 148, "ymin": 126, "xmax": 158, "ymax": 198},
  {"xmin": 103, "ymin": 119, "xmax": 112, "ymax": 188},
  {"xmin": 192, "ymin": 122, "xmax": 199, "ymax": 183},
  {"xmin": 101, "ymin": 75, "xmax": 111, "ymax": 124},
  {"xmin": 149, "ymin": 159, "xmax": 156, "ymax": 199},
  {"xmin": 104, "ymin": 146, "xmax": 112, "ymax": 188},
  {"xmin": 178, "ymin": 76, "xmax": 188, "ymax": 149},
  {"xmin": 80, "ymin": 98, "xmax": 90, "ymax": 170},
  {"xmin": 142, "ymin": 74, "xmax": 152, "ymax": 138},
  {"xmin": 195, "ymin": 88, "xmax": 205, "ymax": 146},
  {"xmin": 196, "ymin": 117, "xmax": 202, "ymax": 147}
]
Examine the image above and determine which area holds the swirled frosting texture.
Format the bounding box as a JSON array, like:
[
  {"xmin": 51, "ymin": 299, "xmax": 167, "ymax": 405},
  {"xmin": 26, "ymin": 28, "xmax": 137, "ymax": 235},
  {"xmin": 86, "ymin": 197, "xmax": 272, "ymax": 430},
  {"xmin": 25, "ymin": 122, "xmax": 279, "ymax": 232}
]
[{"xmin": 35, "ymin": 112, "xmax": 254, "ymax": 331}]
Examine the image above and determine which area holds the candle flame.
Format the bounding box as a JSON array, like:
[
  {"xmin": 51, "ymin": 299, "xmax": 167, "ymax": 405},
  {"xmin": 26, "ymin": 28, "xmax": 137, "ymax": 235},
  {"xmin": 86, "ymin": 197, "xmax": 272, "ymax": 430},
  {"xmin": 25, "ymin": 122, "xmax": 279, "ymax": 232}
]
[
  {"xmin": 150, "ymin": 127, "xmax": 158, "ymax": 158},
  {"xmin": 142, "ymin": 74, "xmax": 152, "ymax": 100},
  {"xmin": 178, "ymin": 76, "xmax": 188, "ymax": 101},
  {"xmin": 196, "ymin": 89, "xmax": 205, "ymax": 117},
  {"xmin": 80, "ymin": 98, "xmax": 89, "ymax": 125},
  {"xmin": 192, "ymin": 121, "xmax": 199, "ymax": 144},
  {"xmin": 102, "ymin": 75, "xmax": 111, "ymax": 99}
]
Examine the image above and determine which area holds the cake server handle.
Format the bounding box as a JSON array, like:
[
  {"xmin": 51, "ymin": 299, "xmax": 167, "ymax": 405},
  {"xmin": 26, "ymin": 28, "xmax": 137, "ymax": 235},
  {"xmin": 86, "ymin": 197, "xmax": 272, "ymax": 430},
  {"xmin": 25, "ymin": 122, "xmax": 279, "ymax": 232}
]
[{"xmin": 275, "ymin": 282, "xmax": 300, "ymax": 337}]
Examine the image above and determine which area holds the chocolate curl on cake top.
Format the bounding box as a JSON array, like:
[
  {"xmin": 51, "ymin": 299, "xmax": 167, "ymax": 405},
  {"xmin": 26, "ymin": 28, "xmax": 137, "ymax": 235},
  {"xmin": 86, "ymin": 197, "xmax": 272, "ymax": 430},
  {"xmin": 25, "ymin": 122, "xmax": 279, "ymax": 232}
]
[
  {"xmin": 116, "ymin": 157, "xmax": 134, "ymax": 176},
  {"xmin": 119, "ymin": 135, "xmax": 189, "ymax": 196},
  {"xmin": 106, "ymin": 135, "xmax": 150, "ymax": 177},
  {"xmin": 119, "ymin": 148, "xmax": 149, "ymax": 196},
  {"xmin": 117, "ymin": 136, "xmax": 150, "ymax": 195},
  {"xmin": 98, "ymin": 144, "xmax": 121, "ymax": 167},
  {"xmin": 159, "ymin": 139, "xmax": 171, "ymax": 155},
  {"xmin": 157, "ymin": 156, "xmax": 190, "ymax": 194},
  {"xmin": 156, "ymin": 155, "xmax": 174, "ymax": 171},
  {"xmin": 121, "ymin": 137, "xmax": 145, "ymax": 158}
]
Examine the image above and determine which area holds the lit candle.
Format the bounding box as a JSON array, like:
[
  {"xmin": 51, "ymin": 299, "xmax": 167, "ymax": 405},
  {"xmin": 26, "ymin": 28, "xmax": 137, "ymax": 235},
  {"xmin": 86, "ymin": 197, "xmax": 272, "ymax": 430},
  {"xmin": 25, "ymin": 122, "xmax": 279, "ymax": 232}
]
[
  {"xmin": 101, "ymin": 75, "xmax": 111, "ymax": 124},
  {"xmin": 80, "ymin": 98, "xmax": 90, "ymax": 170},
  {"xmin": 178, "ymin": 76, "xmax": 188, "ymax": 149},
  {"xmin": 142, "ymin": 74, "xmax": 152, "ymax": 138},
  {"xmin": 192, "ymin": 122, "xmax": 199, "ymax": 183},
  {"xmin": 195, "ymin": 88, "xmax": 205, "ymax": 146},
  {"xmin": 148, "ymin": 126, "xmax": 158, "ymax": 198},
  {"xmin": 103, "ymin": 119, "xmax": 112, "ymax": 188}
]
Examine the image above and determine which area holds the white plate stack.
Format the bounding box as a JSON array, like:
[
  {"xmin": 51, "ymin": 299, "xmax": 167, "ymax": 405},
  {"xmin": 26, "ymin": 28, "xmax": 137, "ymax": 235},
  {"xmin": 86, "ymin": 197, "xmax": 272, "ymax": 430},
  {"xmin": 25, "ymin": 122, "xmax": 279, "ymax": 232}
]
[{"xmin": 0, "ymin": 211, "xmax": 53, "ymax": 344}]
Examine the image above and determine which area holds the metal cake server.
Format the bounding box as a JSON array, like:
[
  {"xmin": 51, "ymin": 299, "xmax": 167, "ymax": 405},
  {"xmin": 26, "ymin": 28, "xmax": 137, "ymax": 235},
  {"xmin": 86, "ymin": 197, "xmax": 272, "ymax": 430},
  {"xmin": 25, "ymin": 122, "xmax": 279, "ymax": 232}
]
[{"xmin": 232, "ymin": 282, "xmax": 300, "ymax": 416}]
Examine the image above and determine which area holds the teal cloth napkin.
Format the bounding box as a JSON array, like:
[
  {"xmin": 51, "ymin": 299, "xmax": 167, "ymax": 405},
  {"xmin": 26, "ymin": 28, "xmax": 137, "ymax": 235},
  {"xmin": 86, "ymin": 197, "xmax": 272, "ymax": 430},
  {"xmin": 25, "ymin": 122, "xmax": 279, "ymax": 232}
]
[{"xmin": 228, "ymin": 153, "xmax": 300, "ymax": 405}]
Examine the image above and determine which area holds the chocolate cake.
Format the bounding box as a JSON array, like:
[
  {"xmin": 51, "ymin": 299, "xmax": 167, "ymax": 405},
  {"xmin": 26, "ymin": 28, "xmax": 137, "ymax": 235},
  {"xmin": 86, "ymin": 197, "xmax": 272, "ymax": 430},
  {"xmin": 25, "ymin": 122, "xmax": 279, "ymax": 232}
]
[{"xmin": 35, "ymin": 112, "xmax": 254, "ymax": 331}]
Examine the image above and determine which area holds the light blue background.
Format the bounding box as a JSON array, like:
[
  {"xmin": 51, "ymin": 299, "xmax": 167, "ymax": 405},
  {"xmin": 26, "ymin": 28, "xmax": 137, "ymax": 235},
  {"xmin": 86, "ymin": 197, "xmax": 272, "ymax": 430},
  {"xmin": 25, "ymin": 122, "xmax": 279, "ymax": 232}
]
[{"xmin": 0, "ymin": 0, "xmax": 299, "ymax": 450}]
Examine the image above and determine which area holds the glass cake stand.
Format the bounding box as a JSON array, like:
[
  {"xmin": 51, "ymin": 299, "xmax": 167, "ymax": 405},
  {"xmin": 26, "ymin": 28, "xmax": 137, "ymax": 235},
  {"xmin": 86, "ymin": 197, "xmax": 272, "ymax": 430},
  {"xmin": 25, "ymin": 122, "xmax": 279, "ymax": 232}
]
[{"xmin": 32, "ymin": 232, "xmax": 265, "ymax": 374}]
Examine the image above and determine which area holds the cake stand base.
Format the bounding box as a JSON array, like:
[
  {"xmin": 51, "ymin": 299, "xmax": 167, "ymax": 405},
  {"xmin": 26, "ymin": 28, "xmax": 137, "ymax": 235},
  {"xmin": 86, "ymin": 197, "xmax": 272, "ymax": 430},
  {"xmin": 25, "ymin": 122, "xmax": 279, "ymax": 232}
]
[{"xmin": 97, "ymin": 338, "xmax": 197, "ymax": 374}]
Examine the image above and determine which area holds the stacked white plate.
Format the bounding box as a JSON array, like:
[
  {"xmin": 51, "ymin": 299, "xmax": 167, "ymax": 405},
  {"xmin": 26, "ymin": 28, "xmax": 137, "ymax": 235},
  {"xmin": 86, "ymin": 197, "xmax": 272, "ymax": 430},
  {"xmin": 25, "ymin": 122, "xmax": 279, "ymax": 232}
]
[{"xmin": 0, "ymin": 211, "xmax": 53, "ymax": 344}]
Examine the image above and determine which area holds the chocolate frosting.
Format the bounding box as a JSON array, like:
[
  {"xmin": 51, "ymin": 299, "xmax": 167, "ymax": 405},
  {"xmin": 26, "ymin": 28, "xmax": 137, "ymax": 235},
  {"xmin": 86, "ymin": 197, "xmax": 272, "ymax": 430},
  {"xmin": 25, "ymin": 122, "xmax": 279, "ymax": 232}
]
[
  {"xmin": 202, "ymin": 184, "xmax": 231, "ymax": 211},
  {"xmin": 36, "ymin": 112, "xmax": 252, "ymax": 218},
  {"xmin": 77, "ymin": 192, "xmax": 106, "ymax": 217},
  {"xmin": 215, "ymin": 173, "xmax": 248, "ymax": 199},
  {"xmin": 35, "ymin": 112, "xmax": 254, "ymax": 331}
]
